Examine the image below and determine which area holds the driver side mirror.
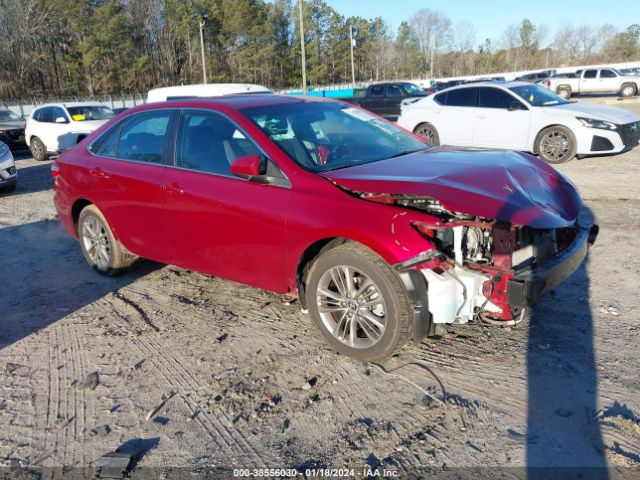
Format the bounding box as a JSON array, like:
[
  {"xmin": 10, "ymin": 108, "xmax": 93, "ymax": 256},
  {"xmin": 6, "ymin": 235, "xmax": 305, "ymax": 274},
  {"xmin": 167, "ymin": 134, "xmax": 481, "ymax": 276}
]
[
  {"xmin": 507, "ymin": 101, "xmax": 525, "ymax": 111},
  {"xmin": 55, "ymin": 117, "xmax": 69, "ymax": 124},
  {"xmin": 230, "ymin": 154, "xmax": 265, "ymax": 178}
]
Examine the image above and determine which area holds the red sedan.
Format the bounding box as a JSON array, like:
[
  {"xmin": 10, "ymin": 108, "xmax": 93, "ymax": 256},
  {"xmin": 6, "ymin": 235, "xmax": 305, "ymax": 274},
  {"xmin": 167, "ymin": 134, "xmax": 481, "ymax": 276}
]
[{"xmin": 52, "ymin": 95, "xmax": 597, "ymax": 361}]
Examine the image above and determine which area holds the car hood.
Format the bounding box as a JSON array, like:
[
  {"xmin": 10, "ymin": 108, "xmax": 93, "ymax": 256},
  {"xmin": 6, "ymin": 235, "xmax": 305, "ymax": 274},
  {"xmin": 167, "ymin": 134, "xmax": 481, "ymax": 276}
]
[
  {"xmin": 544, "ymin": 102, "xmax": 639, "ymax": 124},
  {"xmin": 0, "ymin": 120, "xmax": 26, "ymax": 130},
  {"xmin": 321, "ymin": 148, "xmax": 582, "ymax": 229}
]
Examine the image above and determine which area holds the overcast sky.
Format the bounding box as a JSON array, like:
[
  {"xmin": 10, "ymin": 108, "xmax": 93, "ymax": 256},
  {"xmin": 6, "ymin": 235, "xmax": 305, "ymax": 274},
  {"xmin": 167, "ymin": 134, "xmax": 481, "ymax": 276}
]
[{"xmin": 323, "ymin": 0, "xmax": 635, "ymax": 46}]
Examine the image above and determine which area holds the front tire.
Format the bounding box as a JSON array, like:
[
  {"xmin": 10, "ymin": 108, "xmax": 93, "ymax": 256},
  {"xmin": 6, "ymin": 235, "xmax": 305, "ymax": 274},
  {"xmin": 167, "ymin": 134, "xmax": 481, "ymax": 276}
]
[
  {"xmin": 305, "ymin": 243, "xmax": 412, "ymax": 362},
  {"xmin": 413, "ymin": 122, "xmax": 440, "ymax": 146},
  {"xmin": 77, "ymin": 205, "xmax": 136, "ymax": 275},
  {"xmin": 30, "ymin": 136, "xmax": 49, "ymax": 162},
  {"xmin": 535, "ymin": 125, "xmax": 577, "ymax": 164}
]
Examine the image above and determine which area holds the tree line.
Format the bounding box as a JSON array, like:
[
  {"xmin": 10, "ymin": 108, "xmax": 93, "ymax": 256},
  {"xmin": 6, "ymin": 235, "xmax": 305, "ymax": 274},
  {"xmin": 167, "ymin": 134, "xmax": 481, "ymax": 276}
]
[{"xmin": 0, "ymin": 0, "xmax": 639, "ymax": 101}]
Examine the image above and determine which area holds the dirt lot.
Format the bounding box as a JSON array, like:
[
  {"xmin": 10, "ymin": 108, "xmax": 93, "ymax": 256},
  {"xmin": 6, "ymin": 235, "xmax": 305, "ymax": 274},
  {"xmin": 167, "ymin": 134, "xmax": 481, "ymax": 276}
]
[{"xmin": 1, "ymin": 100, "xmax": 640, "ymax": 478}]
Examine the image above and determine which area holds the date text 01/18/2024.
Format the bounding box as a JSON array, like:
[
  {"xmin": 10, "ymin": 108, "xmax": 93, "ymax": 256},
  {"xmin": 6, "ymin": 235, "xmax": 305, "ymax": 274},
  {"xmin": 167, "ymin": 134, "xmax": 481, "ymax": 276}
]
[{"xmin": 233, "ymin": 468, "xmax": 400, "ymax": 477}]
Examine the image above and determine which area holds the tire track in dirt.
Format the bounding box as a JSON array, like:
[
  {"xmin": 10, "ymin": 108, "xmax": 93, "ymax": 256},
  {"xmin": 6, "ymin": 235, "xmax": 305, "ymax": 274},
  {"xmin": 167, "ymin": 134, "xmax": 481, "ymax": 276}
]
[
  {"xmin": 99, "ymin": 291, "xmax": 278, "ymax": 467},
  {"xmin": 129, "ymin": 335, "xmax": 271, "ymax": 466}
]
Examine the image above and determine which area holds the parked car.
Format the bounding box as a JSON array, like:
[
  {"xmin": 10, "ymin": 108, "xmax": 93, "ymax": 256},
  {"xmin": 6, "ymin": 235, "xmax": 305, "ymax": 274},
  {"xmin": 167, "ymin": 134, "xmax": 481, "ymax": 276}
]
[
  {"xmin": 147, "ymin": 83, "xmax": 273, "ymax": 103},
  {"xmin": 0, "ymin": 141, "xmax": 17, "ymax": 192},
  {"xmin": 544, "ymin": 68, "xmax": 640, "ymax": 99},
  {"xmin": 620, "ymin": 67, "xmax": 640, "ymax": 76},
  {"xmin": 25, "ymin": 102, "xmax": 115, "ymax": 161},
  {"xmin": 515, "ymin": 70, "xmax": 557, "ymax": 83},
  {"xmin": 398, "ymin": 81, "xmax": 640, "ymax": 164},
  {"xmin": 53, "ymin": 95, "xmax": 597, "ymax": 361},
  {"xmin": 342, "ymin": 82, "xmax": 427, "ymax": 118},
  {"xmin": 0, "ymin": 109, "xmax": 26, "ymax": 147}
]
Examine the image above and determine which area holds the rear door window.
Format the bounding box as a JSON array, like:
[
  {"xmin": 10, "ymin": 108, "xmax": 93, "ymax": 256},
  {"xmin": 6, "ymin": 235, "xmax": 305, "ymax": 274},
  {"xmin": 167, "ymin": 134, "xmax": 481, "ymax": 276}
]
[
  {"xmin": 444, "ymin": 87, "xmax": 478, "ymax": 107},
  {"xmin": 36, "ymin": 107, "xmax": 53, "ymax": 123},
  {"xmin": 117, "ymin": 111, "xmax": 172, "ymax": 163},
  {"xmin": 583, "ymin": 70, "xmax": 597, "ymax": 79},
  {"xmin": 368, "ymin": 85, "xmax": 384, "ymax": 97}
]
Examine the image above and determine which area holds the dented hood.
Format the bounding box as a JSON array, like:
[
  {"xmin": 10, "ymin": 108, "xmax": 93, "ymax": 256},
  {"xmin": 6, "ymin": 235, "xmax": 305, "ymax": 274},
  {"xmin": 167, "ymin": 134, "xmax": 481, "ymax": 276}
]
[{"xmin": 321, "ymin": 147, "xmax": 582, "ymax": 228}]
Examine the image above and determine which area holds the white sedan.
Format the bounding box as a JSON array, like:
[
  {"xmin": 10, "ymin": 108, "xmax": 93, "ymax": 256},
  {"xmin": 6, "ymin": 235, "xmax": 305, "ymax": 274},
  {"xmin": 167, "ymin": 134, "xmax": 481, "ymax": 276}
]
[{"xmin": 397, "ymin": 81, "xmax": 640, "ymax": 163}]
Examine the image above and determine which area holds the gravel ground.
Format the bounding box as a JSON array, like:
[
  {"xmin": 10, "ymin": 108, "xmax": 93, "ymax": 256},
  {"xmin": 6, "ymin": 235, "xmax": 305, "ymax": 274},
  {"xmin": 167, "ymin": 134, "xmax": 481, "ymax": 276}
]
[{"xmin": 1, "ymin": 100, "xmax": 639, "ymax": 478}]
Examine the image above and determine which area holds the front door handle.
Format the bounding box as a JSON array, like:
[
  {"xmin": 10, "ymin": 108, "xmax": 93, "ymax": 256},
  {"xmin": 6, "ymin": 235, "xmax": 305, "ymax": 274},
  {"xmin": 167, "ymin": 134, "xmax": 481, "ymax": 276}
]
[
  {"xmin": 475, "ymin": 114, "xmax": 486, "ymax": 119},
  {"xmin": 164, "ymin": 182, "xmax": 184, "ymax": 195}
]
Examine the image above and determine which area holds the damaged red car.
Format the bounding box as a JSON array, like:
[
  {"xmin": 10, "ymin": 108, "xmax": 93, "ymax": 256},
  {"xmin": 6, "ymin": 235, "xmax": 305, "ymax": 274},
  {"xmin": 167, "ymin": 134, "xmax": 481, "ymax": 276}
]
[{"xmin": 53, "ymin": 95, "xmax": 598, "ymax": 361}]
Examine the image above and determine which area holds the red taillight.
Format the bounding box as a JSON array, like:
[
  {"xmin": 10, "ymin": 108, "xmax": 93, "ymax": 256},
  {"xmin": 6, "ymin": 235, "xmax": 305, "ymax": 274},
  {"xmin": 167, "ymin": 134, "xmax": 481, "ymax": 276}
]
[
  {"xmin": 546, "ymin": 80, "xmax": 551, "ymax": 88},
  {"xmin": 51, "ymin": 163, "xmax": 60, "ymax": 178}
]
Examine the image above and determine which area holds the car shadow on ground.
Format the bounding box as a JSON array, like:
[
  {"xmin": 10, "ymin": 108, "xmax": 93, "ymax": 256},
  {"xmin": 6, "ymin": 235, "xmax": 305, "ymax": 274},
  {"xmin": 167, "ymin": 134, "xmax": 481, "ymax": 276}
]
[
  {"xmin": 0, "ymin": 219, "xmax": 160, "ymax": 351},
  {"xmin": 526, "ymin": 207, "xmax": 608, "ymax": 479},
  {"xmin": 2, "ymin": 161, "xmax": 55, "ymax": 196}
]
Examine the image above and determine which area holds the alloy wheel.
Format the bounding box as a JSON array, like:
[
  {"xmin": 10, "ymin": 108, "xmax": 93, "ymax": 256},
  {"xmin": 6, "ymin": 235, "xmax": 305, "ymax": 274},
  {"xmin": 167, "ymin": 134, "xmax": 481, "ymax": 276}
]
[
  {"xmin": 415, "ymin": 125, "xmax": 437, "ymax": 145},
  {"xmin": 81, "ymin": 215, "xmax": 112, "ymax": 269},
  {"xmin": 316, "ymin": 265, "xmax": 387, "ymax": 349},
  {"xmin": 31, "ymin": 139, "xmax": 43, "ymax": 158},
  {"xmin": 540, "ymin": 130, "xmax": 571, "ymax": 162}
]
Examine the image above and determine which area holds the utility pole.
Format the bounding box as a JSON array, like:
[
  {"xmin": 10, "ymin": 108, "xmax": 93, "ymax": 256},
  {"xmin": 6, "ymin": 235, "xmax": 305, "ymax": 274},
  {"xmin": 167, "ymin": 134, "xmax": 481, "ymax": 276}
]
[
  {"xmin": 199, "ymin": 20, "xmax": 207, "ymax": 84},
  {"xmin": 350, "ymin": 25, "xmax": 356, "ymax": 85},
  {"xmin": 298, "ymin": 0, "xmax": 307, "ymax": 94},
  {"xmin": 429, "ymin": 33, "xmax": 435, "ymax": 79}
]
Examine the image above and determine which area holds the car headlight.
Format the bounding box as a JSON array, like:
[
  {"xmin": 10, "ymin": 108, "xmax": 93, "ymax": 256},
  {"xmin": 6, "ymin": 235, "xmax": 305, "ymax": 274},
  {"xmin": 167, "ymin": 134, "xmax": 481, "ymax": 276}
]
[{"xmin": 576, "ymin": 117, "xmax": 617, "ymax": 130}]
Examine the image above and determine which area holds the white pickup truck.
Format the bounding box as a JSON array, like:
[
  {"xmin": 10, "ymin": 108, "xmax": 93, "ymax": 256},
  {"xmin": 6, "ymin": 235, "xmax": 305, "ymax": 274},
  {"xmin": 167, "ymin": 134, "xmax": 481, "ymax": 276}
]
[{"xmin": 544, "ymin": 68, "xmax": 640, "ymax": 99}]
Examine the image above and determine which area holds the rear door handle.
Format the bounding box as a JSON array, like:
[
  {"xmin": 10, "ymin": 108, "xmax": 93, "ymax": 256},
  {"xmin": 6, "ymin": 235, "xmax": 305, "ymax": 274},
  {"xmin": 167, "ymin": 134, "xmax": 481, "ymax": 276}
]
[
  {"xmin": 89, "ymin": 167, "xmax": 110, "ymax": 179},
  {"xmin": 164, "ymin": 182, "xmax": 184, "ymax": 195},
  {"xmin": 475, "ymin": 114, "xmax": 486, "ymax": 119}
]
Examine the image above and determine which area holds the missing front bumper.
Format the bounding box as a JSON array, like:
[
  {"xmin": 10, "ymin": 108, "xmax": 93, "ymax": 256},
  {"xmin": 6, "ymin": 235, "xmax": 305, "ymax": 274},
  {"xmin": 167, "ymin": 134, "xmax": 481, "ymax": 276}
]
[{"xmin": 506, "ymin": 224, "xmax": 598, "ymax": 308}]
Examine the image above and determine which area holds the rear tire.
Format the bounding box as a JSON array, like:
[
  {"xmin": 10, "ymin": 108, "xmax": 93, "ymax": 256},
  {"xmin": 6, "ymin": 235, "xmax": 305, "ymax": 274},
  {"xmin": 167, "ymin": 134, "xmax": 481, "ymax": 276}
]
[
  {"xmin": 535, "ymin": 125, "xmax": 577, "ymax": 164},
  {"xmin": 413, "ymin": 122, "xmax": 440, "ymax": 146},
  {"xmin": 30, "ymin": 136, "xmax": 48, "ymax": 161},
  {"xmin": 77, "ymin": 205, "xmax": 136, "ymax": 276},
  {"xmin": 556, "ymin": 86, "xmax": 572, "ymax": 99},
  {"xmin": 620, "ymin": 83, "xmax": 637, "ymax": 97},
  {"xmin": 305, "ymin": 242, "xmax": 412, "ymax": 362}
]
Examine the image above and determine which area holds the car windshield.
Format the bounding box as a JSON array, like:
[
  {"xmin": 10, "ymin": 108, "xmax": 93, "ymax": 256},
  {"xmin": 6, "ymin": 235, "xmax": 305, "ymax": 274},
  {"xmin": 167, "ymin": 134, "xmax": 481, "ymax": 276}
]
[
  {"xmin": 0, "ymin": 110, "xmax": 22, "ymax": 121},
  {"xmin": 242, "ymin": 101, "xmax": 428, "ymax": 172},
  {"xmin": 66, "ymin": 105, "xmax": 114, "ymax": 122},
  {"xmin": 509, "ymin": 84, "xmax": 570, "ymax": 106},
  {"xmin": 403, "ymin": 83, "xmax": 424, "ymax": 95}
]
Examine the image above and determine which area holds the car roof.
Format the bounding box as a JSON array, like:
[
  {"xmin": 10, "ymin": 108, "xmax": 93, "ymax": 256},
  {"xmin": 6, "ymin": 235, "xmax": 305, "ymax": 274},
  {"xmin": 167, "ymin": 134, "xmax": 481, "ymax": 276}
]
[
  {"xmin": 34, "ymin": 102, "xmax": 108, "ymax": 109},
  {"xmin": 147, "ymin": 83, "xmax": 273, "ymax": 102},
  {"xmin": 124, "ymin": 94, "xmax": 342, "ymax": 114},
  {"xmin": 434, "ymin": 80, "xmax": 530, "ymax": 94}
]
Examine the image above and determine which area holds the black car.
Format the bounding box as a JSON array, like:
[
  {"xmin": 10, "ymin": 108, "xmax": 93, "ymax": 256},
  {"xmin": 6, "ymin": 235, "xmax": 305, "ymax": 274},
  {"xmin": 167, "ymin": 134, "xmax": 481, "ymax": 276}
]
[
  {"xmin": 515, "ymin": 70, "xmax": 557, "ymax": 83},
  {"xmin": 0, "ymin": 109, "xmax": 26, "ymax": 147},
  {"xmin": 343, "ymin": 82, "xmax": 427, "ymax": 119}
]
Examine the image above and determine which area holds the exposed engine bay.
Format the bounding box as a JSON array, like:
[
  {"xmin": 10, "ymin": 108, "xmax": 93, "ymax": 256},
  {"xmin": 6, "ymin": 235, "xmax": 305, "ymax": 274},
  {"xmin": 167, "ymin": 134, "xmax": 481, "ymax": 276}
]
[{"xmin": 357, "ymin": 192, "xmax": 588, "ymax": 327}]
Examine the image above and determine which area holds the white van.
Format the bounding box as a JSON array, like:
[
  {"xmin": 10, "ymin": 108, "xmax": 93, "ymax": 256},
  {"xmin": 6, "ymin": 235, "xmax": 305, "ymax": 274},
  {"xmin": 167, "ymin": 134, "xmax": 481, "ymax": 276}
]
[{"xmin": 147, "ymin": 84, "xmax": 273, "ymax": 103}]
